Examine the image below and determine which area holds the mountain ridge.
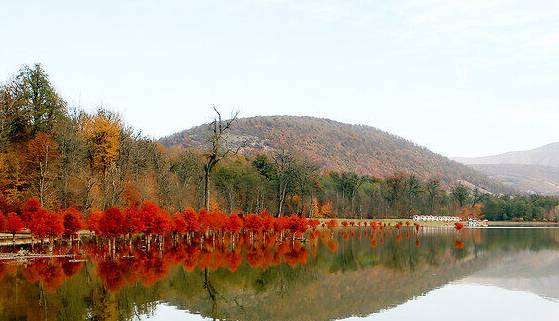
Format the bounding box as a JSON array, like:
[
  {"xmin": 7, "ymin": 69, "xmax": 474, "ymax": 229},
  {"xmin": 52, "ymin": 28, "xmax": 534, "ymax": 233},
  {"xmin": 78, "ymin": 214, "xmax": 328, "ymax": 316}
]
[
  {"xmin": 454, "ymin": 142, "xmax": 559, "ymax": 167},
  {"xmin": 454, "ymin": 142, "xmax": 559, "ymax": 194}
]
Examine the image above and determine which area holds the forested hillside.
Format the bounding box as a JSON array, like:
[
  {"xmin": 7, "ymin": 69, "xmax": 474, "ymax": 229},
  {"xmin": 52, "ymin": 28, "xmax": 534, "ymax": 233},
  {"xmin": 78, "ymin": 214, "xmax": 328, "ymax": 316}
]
[{"xmin": 161, "ymin": 116, "xmax": 503, "ymax": 192}]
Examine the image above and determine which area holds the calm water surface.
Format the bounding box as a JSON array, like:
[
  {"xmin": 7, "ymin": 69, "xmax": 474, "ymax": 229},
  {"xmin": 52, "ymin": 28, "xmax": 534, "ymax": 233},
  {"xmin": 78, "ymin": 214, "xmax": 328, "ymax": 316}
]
[{"xmin": 1, "ymin": 227, "xmax": 558, "ymax": 321}]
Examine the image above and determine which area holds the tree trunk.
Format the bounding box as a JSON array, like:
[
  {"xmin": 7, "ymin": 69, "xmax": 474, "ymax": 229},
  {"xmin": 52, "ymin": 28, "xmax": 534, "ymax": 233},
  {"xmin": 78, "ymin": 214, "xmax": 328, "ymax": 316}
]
[
  {"xmin": 278, "ymin": 182, "xmax": 288, "ymax": 217},
  {"xmin": 204, "ymin": 167, "xmax": 210, "ymax": 210}
]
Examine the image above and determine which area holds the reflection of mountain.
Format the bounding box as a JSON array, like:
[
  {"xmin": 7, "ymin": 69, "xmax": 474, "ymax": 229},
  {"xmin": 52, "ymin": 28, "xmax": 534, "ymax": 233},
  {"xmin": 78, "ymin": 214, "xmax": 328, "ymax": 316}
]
[
  {"xmin": 167, "ymin": 254, "xmax": 491, "ymax": 321},
  {"xmin": 165, "ymin": 229, "xmax": 559, "ymax": 320},
  {"xmin": 462, "ymin": 250, "xmax": 559, "ymax": 302},
  {"xmin": 164, "ymin": 232, "xmax": 500, "ymax": 321}
]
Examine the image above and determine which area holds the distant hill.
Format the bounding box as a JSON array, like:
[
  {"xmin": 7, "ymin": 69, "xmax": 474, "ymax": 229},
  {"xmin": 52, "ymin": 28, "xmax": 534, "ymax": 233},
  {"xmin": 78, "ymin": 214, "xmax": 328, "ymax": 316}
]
[
  {"xmin": 455, "ymin": 143, "xmax": 559, "ymax": 167},
  {"xmin": 161, "ymin": 115, "xmax": 503, "ymax": 192},
  {"xmin": 454, "ymin": 142, "xmax": 559, "ymax": 195},
  {"xmin": 469, "ymin": 164, "xmax": 559, "ymax": 195}
]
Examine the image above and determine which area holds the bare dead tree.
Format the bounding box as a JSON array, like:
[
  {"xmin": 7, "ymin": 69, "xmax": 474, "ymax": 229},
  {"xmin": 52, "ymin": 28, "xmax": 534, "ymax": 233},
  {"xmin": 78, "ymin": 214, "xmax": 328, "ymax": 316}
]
[{"xmin": 203, "ymin": 106, "xmax": 239, "ymax": 210}]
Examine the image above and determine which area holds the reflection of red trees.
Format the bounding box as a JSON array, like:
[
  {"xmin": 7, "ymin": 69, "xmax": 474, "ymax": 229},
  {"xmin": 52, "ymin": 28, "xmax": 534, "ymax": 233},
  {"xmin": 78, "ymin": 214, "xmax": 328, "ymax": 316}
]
[
  {"xmin": 7, "ymin": 197, "xmax": 437, "ymax": 294},
  {"xmin": 326, "ymin": 239, "xmax": 338, "ymax": 252},
  {"xmin": 183, "ymin": 246, "xmax": 202, "ymax": 272},
  {"xmin": 6, "ymin": 219, "xmax": 438, "ymax": 295},
  {"xmin": 22, "ymin": 259, "xmax": 65, "ymax": 292},
  {"xmin": 226, "ymin": 250, "xmax": 242, "ymax": 272},
  {"xmin": 98, "ymin": 259, "xmax": 126, "ymax": 291},
  {"xmin": 454, "ymin": 240, "xmax": 465, "ymax": 249},
  {"xmin": 62, "ymin": 260, "xmax": 83, "ymax": 278},
  {"xmin": 284, "ymin": 241, "xmax": 308, "ymax": 267}
]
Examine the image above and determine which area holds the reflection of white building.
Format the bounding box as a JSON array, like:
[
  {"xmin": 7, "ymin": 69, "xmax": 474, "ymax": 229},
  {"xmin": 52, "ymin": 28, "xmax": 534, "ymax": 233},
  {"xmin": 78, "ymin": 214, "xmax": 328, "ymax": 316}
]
[{"xmin": 413, "ymin": 215, "xmax": 460, "ymax": 222}]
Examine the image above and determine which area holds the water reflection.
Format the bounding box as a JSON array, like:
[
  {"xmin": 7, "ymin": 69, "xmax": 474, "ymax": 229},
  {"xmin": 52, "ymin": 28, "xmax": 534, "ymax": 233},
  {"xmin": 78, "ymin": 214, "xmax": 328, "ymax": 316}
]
[{"xmin": 1, "ymin": 227, "xmax": 558, "ymax": 321}]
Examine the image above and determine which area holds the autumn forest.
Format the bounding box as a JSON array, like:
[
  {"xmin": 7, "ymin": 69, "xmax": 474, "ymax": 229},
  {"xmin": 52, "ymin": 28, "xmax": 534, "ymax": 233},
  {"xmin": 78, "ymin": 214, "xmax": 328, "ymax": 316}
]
[{"xmin": 0, "ymin": 63, "xmax": 558, "ymax": 233}]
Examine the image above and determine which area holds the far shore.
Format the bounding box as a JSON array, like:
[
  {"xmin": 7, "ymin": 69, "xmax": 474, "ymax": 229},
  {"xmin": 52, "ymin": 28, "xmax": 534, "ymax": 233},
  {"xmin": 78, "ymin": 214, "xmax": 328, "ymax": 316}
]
[{"xmin": 317, "ymin": 218, "xmax": 559, "ymax": 228}]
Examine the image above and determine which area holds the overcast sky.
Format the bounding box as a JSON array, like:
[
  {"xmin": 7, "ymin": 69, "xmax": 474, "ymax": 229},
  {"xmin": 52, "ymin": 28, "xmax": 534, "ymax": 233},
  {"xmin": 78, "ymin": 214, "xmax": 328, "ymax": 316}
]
[{"xmin": 1, "ymin": 0, "xmax": 558, "ymax": 157}]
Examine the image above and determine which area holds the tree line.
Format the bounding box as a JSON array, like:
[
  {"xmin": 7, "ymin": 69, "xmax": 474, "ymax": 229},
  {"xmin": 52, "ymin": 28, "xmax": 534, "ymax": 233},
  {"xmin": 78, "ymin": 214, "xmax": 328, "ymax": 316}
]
[{"xmin": 1, "ymin": 64, "xmax": 558, "ymax": 221}]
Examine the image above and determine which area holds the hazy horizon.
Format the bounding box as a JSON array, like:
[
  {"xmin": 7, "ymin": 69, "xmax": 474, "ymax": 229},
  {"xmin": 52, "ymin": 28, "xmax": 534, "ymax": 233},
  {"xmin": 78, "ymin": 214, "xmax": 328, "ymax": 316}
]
[{"xmin": 2, "ymin": 0, "xmax": 559, "ymax": 158}]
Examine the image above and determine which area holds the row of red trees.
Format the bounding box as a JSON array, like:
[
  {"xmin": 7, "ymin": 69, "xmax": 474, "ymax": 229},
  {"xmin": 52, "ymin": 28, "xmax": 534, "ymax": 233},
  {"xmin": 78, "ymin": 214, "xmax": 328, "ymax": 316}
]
[
  {"xmin": 1, "ymin": 198, "xmax": 327, "ymax": 246},
  {"xmin": 0, "ymin": 198, "xmax": 82, "ymax": 242},
  {"xmin": 1, "ymin": 197, "xmax": 429, "ymax": 249}
]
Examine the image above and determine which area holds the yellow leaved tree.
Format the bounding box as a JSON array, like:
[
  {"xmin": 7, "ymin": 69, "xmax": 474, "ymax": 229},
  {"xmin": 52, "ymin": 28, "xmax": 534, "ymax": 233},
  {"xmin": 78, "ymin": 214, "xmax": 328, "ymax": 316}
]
[
  {"xmin": 81, "ymin": 110, "xmax": 121, "ymax": 174},
  {"xmin": 80, "ymin": 110, "xmax": 121, "ymax": 209}
]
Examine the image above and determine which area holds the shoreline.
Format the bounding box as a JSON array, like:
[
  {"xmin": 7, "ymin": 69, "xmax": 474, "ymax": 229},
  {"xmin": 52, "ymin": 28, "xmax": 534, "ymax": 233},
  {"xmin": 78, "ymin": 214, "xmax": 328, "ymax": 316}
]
[{"xmin": 317, "ymin": 218, "xmax": 559, "ymax": 228}]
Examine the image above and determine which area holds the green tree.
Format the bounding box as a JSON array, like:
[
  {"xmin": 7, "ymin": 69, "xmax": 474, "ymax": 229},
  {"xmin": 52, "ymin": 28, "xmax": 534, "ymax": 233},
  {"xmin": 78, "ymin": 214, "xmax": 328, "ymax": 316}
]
[
  {"xmin": 451, "ymin": 183, "xmax": 470, "ymax": 208},
  {"xmin": 426, "ymin": 178, "xmax": 442, "ymax": 214}
]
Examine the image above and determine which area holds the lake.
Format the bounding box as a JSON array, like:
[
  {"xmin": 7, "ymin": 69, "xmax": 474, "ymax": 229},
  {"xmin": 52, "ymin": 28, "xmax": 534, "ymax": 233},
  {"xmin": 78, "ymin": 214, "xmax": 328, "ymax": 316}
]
[{"xmin": 1, "ymin": 227, "xmax": 558, "ymax": 321}]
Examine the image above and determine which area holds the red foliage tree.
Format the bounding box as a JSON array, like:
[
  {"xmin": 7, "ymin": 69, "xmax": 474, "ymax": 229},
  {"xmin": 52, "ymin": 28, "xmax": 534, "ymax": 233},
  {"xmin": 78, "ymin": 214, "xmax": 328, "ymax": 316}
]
[
  {"xmin": 225, "ymin": 213, "xmax": 243, "ymax": 234},
  {"xmin": 0, "ymin": 211, "xmax": 6, "ymax": 232},
  {"xmin": 45, "ymin": 211, "xmax": 64, "ymax": 239},
  {"xmin": 172, "ymin": 212, "xmax": 187, "ymax": 234},
  {"xmin": 87, "ymin": 211, "xmax": 103, "ymax": 235},
  {"xmin": 140, "ymin": 201, "xmax": 160, "ymax": 236},
  {"xmin": 151, "ymin": 209, "xmax": 171, "ymax": 236},
  {"xmin": 182, "ymin": 207, "xmax": 201, "ymax": 234},
  {"xmin": 243, "ymin": 214, "xmax": 262, "ymax": 234},
  {"xmin": 273, "ymin": 216, "xmax": 289, "ymax": 233},
  {"xmin": 98, "ymin": 207, "xmax": 125, "ymax": 238},
  {"xmin": 206, "ymin": 211, "xmax": 226, "ymax": 233},
  {"xmin": 326, "ymin": 219, "xmax": 338, "ymax": 229},
  {"xmin": 62, "ymin": 208, "xmax": 83, "ymax": 238},
  {"xmin": 259, "ymin": 211, "xmax": 274, "ymax": 232},
  {"xmin": 308, "ymin": 219, "xmax": 320, "ymax": 230},
  {"xmin": 28, "ymin": 208, "xmax": 50, "ymax": 239},
  {"xmin": 5, "ymin": 212, "xmax": 24, "ymax": 237},
  {"xmin": 286, "ymin": 214, "xmax": 307, "ymax": 236},
  {"xmin": 123, "ymin": 206, "xmax": 144, "ymax": 235},
  {"xmin": 22, "ymin": 197, "xmax": 41, "ymax": 225}
]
